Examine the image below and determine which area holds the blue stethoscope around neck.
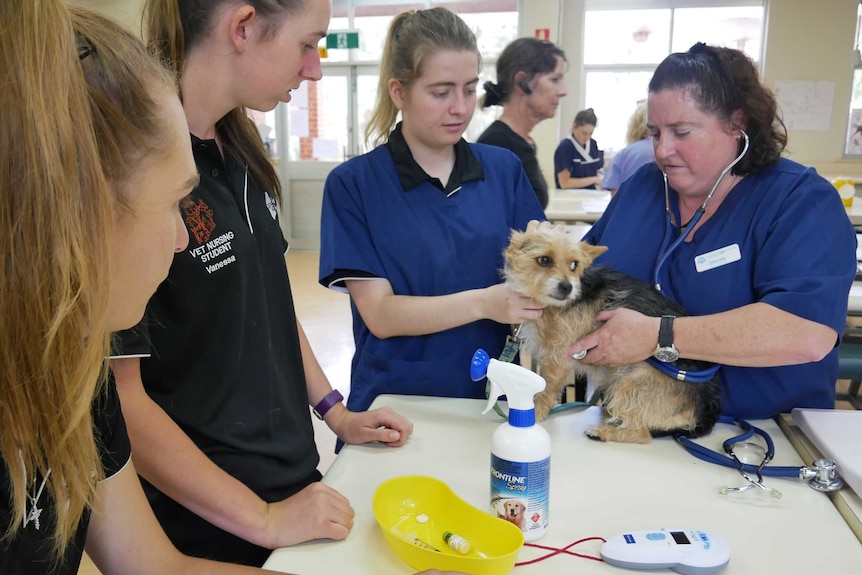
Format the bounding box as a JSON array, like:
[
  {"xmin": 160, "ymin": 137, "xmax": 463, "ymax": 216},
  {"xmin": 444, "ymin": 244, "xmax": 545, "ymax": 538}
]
[
  {"xmin": 652, "ymin": 129, "xmax": 750, "ymax": 296},
  {"xmin": 644, "ymin": 129, "xmax": 750, "ymax": 384}
]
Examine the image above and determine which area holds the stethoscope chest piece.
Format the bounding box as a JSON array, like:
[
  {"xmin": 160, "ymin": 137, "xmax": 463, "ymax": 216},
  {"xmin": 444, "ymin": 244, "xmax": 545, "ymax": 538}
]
[{"xmin": 803, "ymin": 458, "xmax": 844, "ymax": 492}]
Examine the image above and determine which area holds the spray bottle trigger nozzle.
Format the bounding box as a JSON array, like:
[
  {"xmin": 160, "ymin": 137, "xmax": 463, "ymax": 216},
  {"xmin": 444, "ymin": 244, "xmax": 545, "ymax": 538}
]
[
  {"xmin": 470, "ymin": 348, "xmax": 491, "ymax": 382},
  {"xmin": 472, "ymin": 349, "xmax": 501, "ymax": 415}
]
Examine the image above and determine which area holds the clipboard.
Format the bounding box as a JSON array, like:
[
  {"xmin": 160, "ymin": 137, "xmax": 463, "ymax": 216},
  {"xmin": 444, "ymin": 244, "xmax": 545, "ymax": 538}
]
[{"xmin": 792, "ymin": 408, "xmax": 862, "ymax": 497}]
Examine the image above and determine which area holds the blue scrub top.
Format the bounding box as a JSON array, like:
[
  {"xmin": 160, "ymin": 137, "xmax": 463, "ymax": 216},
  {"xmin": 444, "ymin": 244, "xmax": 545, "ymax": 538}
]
[
  {"xmin": 584, "ymin": 159, "xmax": 857, "ymax": 419},
  {"xmin": 553, "ymin": 137, "xmax": 604, "ymax": 188},
  {"xmin": 319, "ymin": 134, "xmax": 545, "ymax": 413}
]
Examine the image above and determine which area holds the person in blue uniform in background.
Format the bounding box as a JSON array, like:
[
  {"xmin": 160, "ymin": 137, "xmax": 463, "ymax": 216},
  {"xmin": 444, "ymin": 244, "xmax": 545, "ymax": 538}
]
[
  {"xmin": 564, "ymin": 43, "xmax": 856, "ymax": 420},
  {"xmin": 554, "ymin": 107, "xmax": 604, "ymax": 189},
  {"xmin": 319, "ymin": 7, "xmax": 546, "ymax": 415},
  {"xmin": 602, "ymin": 101, "xmax": 654, "ymax": 195}
]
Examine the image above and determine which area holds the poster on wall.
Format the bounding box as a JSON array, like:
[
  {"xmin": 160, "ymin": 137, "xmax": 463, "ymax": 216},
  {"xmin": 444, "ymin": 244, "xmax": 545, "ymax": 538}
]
[
  {"xmin": 847, "ymin": 108, "xmax": 862, "ymax": 156},
  {"xmin": 774, "ymin": 80, "xmax": 833, "ymax": 131}
]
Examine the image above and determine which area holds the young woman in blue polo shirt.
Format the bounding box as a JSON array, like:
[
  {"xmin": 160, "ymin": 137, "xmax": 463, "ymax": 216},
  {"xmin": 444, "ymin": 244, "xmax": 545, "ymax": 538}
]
[{"xmin": 319, "ymin": 7, "xmax": 546, "ymax": 416}]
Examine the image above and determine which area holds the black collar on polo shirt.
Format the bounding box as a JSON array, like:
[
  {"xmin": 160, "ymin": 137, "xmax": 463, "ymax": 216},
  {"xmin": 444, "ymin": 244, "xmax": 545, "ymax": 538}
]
[{"xmin": 386, "ymin": 122, "xmax": 484, "ymax": 195}]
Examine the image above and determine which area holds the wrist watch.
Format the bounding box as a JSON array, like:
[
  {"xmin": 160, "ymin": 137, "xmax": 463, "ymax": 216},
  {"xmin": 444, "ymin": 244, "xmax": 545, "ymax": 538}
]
[
  {"xmin": 652, "ymin": 315, "xmax": 679, "ymax": 363},
  {"xmin": 313, "ymin": 389, "xmax": 344, "ymax": 420}
]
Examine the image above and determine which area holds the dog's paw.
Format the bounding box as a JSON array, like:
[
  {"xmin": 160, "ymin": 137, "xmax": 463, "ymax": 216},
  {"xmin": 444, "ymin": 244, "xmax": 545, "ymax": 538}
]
[
  {"xmin": 584, "ymin": 425, "xmax": 607, "ymax": 441},
  {"xmin": 534, "ymin": 396, "xmax": 553, "ymax": 421},
  {"xmin": 586, "ymin": 423, "xmax": 651, "ymax": 444}
]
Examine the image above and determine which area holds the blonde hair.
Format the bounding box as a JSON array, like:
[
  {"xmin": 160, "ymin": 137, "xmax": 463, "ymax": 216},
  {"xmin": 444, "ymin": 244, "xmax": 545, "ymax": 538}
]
[
  {"xmin": 625, "ymin": 102, "xmax": 650, "ymax": 145},
  {"xmin": 0, "ymin": 1, "xmax": 175, "ymax": 558},
  {"xmin": 365, "ymin": 7, "xmax": 480, "ymax": 147}
]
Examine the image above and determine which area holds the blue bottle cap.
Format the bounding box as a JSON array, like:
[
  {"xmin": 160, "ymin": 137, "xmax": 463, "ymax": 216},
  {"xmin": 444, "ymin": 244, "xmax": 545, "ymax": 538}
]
[
  {"xmin": 470, "ymin": 348, "xmax": 490, "ymax": 382},
  {"xmin": 509, "ymin": 408, "xmax": 535, "ymax": 427}
]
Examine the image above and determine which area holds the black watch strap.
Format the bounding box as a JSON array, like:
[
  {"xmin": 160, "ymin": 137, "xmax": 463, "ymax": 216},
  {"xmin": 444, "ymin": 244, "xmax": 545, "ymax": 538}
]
[{"xmin": 658, "ymin": 315, "xmax": 675, "ymax": 347}]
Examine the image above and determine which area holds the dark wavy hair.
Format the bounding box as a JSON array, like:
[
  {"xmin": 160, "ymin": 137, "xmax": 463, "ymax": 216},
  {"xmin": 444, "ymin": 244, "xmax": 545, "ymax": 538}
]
[
  {"xmin": 481, "ymin": 37, "xmax": 566, "ymax": 108},
  {"xmin": 648, "ymin": 42, "xmax": 786, "ymax": 175}
]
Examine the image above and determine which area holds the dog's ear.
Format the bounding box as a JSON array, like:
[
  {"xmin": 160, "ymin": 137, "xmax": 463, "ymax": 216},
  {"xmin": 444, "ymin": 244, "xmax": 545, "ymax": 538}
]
[
  {"xmin": 580, "ymin": 242, "xmax": 609, "ymax": 263},
  {"xmin": 506, "ymin": 230, "xmax": 531, "ymax": 255},
  {"xmin": 508, "ymin": 229, "xmax": 524, "ymax": 247}
]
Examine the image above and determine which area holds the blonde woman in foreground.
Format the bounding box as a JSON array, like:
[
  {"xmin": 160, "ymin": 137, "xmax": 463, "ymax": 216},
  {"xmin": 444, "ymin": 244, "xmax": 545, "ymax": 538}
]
[{"xmin": 0, "ymin": 3, "xmax": 458, "ymax": 575}]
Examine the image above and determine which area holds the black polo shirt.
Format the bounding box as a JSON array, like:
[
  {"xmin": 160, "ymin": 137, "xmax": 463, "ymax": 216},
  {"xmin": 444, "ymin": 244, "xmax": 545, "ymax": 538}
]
[
  {"xmin": 387, "ymin": 122, "xmax": 485, "ymax": 194},
  {"xmin": 0, "ymin": 378, "xmax": 129, "ymax": 575},
  {"xmin": 115, "ymin": 134, "xmax": 320, "ymax": 565}
]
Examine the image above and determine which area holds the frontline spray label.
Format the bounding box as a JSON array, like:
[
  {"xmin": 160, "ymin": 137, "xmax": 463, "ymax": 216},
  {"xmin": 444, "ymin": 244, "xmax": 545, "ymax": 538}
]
[{"xmin": 490, "ymin": 454, "xmax": 550, "ymax": 539}]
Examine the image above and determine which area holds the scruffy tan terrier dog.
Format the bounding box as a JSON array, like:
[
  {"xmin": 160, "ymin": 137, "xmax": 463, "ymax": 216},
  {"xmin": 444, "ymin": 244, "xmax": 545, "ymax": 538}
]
[{"xmin": 503, "ymin": 226, "xmax": 721, "ymax": 444}]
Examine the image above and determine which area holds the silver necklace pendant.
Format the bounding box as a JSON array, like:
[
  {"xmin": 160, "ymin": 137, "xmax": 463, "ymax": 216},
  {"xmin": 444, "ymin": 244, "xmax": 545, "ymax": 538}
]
[
  {"xmin": 25, "ymin": 502, "xmax": 42, "ymax": 530},
  {"xmin": 22, "ymin": 467, "xmax": 50, "ymax": 531}
]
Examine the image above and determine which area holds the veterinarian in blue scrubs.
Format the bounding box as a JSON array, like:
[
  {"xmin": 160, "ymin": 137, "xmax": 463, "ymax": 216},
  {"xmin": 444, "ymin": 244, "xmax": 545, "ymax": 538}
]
[
  {"xmin": 554, "ymin": 108, "xmax": 604, "ymax": 189},
  {"xmin": 319, "ymin": 7, "xmax": 546, "ymax": 414},
  {"xmin": 568, "ymin": 43, "xmax": 856, "ymax": 420}
]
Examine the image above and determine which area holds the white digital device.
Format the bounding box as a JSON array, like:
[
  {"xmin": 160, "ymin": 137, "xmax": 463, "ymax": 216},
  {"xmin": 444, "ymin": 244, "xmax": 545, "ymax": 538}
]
[{"xmin": 600, "ymin": 528, "xmax": 730, "ymax": 575}]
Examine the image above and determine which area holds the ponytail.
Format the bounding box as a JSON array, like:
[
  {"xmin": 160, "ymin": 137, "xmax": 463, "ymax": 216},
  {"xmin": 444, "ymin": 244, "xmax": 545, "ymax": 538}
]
[{"xmin": 365, "ymin": 11, "xmax": 413, "ymax": 147}]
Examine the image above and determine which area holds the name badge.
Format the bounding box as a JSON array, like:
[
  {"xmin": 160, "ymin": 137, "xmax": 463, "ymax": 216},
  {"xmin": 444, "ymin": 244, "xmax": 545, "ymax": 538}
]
[{"xmin": 695, "ymin": 244, "xmax": 741, "ymax": 273}]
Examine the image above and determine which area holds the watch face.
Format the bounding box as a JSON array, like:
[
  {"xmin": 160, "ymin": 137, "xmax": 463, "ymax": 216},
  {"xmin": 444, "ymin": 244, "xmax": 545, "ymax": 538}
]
[{"xmin": 653, "ymin": 347, "xmax": 679, "ymax": 363}]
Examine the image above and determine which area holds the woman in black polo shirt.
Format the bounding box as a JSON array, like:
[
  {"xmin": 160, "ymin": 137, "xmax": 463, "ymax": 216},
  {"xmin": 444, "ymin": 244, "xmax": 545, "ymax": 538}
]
[{"xmin": 110, "ymin": 0, "xmax": 415, "ymax": 568}]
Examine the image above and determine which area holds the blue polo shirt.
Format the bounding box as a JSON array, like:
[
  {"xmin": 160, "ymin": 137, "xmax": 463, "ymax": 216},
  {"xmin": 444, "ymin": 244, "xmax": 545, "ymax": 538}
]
[
  {"xmin": 584, "ymin": 159, "xmax": 856, "ymax": 419},
  {"xmin": 319, "ymin": 123, "xmax": 545, "ymax": 412}
]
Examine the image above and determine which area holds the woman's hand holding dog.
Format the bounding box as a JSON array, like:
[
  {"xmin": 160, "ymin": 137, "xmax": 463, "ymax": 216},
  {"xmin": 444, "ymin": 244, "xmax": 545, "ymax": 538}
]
[
  {"xmin": 262, "ymin": 481, "xmax": 355, "ymax": 548},
  {"xmin": 326, "ymin": 404, "xmax": 414, "ymax": 447},
  {"xmin": 483, "ymin": 283, "xmax": 545, "ymax": 325},
  {"xmin": 566, "ymin": 308, "xmax": 661, "ymax": 367}
]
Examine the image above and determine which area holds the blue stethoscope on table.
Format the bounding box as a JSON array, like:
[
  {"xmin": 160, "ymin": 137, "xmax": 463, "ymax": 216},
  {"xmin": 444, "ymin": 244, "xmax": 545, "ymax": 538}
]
[
  {"xmin": 648, "ymin": 129, "xmax": 842, "ymax": 494},
  {"xmin": 676, "ymin": 415, "xmax": 844, "ymax": 496}
]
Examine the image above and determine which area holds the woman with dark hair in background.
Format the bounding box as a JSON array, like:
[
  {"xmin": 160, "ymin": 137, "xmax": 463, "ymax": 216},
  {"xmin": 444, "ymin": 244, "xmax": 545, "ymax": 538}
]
[
  {"xmin": 477, "ymin": 37, "xmax": 568, "ymax": 208},
  {"xmin": 554, "ymin": 107, "xmax": 604, "ymax": 189}
]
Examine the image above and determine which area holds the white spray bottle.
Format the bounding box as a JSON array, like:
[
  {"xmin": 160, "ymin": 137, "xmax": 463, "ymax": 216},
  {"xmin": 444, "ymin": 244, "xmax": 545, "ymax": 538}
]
[{"xmin": 471, "ymin": 349, "xmax": 551, "ymax": 541}]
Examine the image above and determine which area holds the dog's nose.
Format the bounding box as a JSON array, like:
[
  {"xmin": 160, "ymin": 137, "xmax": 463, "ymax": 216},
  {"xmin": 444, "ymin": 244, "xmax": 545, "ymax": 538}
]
[{"xmin": 556, "ymin": 281, "xmax": 573, "ymax": 298}]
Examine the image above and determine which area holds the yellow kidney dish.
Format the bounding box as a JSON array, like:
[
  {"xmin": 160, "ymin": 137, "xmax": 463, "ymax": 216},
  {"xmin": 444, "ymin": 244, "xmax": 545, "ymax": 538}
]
[{"xmin": 372, "ymin": 476, "xmax": 524, "ymax": 575}]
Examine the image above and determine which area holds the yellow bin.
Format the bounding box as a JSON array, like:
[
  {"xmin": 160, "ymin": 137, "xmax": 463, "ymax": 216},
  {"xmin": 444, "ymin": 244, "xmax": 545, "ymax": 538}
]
[
  {"xmin": 833, "ymin": 177, "xmax": 856, "ymax": 207},
  {"xmin": 372, "ymin": 476, "xmax": 524, "ymax": 575}
]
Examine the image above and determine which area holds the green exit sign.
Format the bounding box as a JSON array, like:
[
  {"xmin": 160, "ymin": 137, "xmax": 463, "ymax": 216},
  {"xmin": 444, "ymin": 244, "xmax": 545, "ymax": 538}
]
[{"xmin": 326, "ymin": 31, "xmax": 359, "ymax": 50}]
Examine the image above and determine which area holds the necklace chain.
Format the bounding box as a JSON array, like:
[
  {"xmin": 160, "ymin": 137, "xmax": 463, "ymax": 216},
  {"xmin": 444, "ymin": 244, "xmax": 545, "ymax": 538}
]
[{"xmin": 18, "ymin": 451, "xmax": 50, "ymax": 531}]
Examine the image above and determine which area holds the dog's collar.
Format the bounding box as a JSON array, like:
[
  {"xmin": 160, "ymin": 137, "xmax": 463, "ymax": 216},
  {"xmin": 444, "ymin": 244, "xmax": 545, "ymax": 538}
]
[{"xmin": 645, "ymin": 357, "xmax": 720, "ymax": 383}]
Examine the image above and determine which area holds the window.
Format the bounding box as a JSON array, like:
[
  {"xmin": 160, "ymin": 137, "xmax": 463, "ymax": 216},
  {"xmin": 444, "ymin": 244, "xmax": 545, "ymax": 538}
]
[
  {"xmin": 583, "ymin": 1, "xmax": 765, "ymax": 156},
  {"xmin": 846, "ymin": 1, "xmax": 862, "ymax": 157}
]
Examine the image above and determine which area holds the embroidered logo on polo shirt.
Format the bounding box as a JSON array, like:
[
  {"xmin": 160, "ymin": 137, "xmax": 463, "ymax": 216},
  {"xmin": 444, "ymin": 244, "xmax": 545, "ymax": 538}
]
[{"xmin": 183, "ymin": 198, "xmax": 216, "ymax": 244}]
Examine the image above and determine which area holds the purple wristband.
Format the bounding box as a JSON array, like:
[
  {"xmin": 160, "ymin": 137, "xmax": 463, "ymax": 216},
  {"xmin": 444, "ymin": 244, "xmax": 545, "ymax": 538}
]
[{"xmin": 313, "ymin": 389, "xmax": 344, "ymax": 420}]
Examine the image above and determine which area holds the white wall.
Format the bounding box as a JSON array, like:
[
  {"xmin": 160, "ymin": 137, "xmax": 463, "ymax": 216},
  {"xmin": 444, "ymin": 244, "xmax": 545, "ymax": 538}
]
[
  {"xmin": 72, "ymin": 0, "xmax": 145, "ymax": 33},
  {"xmin": 762, "ymin": 0, "xmax": 861, "ymax": 176}
]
